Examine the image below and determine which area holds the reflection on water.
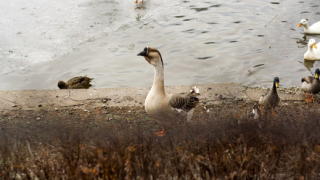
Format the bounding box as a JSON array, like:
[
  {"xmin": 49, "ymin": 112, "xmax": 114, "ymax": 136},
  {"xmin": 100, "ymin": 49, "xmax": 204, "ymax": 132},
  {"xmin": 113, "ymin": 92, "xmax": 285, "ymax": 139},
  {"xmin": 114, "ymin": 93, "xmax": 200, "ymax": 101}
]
[
  {"xmin": 303, "ymin": 60, "xmax": 315, "ymax": 72},
  {"xmin": 1, "ymin": 0, "xmax": 320, "ymax": 90}
]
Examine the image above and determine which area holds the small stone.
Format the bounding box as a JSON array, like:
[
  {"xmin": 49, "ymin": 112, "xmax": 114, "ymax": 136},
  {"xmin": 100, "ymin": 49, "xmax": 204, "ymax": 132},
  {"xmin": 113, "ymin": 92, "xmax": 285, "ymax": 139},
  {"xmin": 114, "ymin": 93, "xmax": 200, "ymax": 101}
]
[
  {"xmin": 12, "ymin": 105, "xmax": 17, "ymax": 107},
  {"xmin": 55, "ymin": 108, "xmax": 58, "ymax": 111},
  {"xmin": 103, "ymin": 99, "xmax": 107, "ymax": 103},
  {"xmin": 36, "ymin": 117, "xmax": 41, "ymax": 120},
  {"xmin": 206, "ymin": 109, "xmax": 210, "ymax": 113},
  {"xmin": 38, "ymin": 104, "xmax": 42, "ymax": 107}
]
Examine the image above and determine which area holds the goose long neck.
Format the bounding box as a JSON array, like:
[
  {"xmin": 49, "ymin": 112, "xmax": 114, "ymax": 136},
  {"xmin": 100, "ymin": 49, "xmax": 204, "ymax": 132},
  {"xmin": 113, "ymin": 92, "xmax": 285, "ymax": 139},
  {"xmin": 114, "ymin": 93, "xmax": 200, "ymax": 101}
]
[{"xmin": 151, "ymin": 62, "xmax": 165, "ymax": 95}]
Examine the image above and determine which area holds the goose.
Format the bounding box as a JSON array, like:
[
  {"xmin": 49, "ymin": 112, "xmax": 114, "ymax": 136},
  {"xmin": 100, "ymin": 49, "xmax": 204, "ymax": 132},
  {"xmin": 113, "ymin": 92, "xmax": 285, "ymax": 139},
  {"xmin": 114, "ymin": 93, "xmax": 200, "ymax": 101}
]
[
  {"xmin": 304, "ymin": 39, "xmax": 320, "ymax": 60},
  {"xmin": 298, "ymin": 19, "xmax": 320, "ymax": 34},
  {"xmin": 137, "ymin": 46, "xmax": 199, "ymax": 124},
  {"xmin": 258, "ymin": 77, "xmax": 280, "ymax": 116},
  {"xmin": 301, "ymin": 68, "xmax": 320, "ymax": 104},
  {"xmin": 58, "ymin": 76, "xmax": 93, "ymax": 89}
]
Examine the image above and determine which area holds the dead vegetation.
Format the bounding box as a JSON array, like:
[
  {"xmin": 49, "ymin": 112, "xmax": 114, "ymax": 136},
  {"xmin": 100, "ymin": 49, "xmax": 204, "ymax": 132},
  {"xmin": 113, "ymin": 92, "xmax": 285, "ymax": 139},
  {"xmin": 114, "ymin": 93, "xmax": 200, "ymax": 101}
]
[{"xmin": 0, "ymin": 103, "xmax": 320, "ymax": 179}]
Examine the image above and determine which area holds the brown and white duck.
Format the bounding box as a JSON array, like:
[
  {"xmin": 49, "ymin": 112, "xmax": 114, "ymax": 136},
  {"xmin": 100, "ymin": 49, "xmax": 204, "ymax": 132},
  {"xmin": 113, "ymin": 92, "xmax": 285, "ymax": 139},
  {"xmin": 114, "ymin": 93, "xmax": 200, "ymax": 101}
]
[
  {"xmin": 301, "ymin": 68, "xmax": 320, "ymax": 104},
  {"xmin": 57, "ymin": 76, "xmax": 93, "ymax": 89}
]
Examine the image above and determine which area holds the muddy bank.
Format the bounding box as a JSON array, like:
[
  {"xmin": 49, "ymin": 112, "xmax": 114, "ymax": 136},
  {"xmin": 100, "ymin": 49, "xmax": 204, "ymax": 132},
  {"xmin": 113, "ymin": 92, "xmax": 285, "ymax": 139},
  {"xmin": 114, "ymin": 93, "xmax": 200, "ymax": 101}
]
[
  {"xmin": 1, "ymin": 85, "xmax": 320, "ymax": 179},
  {"xmin": 1, "ymin": 83, "xmax": 320, "ymax": 179},
  {"xmin": 0, "ymin": 83, "xmax": 306, "ymax": 112},
  {"xmin": 0, "ymin": 83, "xmax": 313, "ymax": 134}
]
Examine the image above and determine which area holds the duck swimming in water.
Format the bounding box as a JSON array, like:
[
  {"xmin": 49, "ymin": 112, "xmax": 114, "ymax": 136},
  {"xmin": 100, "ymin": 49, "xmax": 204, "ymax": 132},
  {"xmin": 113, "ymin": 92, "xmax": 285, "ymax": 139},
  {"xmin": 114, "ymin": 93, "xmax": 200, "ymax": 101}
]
[
  {"xmin": 304, "ymin": 39, "xmax": 320, "ymax": 60},
  {"xmin": 298, "ymin": 19, "xmax": 320, "ymax": 34}
]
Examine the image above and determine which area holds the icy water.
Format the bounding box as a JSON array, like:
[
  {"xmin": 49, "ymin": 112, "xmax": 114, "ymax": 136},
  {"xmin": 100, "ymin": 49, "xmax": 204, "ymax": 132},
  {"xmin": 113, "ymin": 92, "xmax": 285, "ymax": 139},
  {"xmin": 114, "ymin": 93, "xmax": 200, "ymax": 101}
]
[{"xmin": 1, "ymin": 0, "xmax": 320, "ymax": 90}]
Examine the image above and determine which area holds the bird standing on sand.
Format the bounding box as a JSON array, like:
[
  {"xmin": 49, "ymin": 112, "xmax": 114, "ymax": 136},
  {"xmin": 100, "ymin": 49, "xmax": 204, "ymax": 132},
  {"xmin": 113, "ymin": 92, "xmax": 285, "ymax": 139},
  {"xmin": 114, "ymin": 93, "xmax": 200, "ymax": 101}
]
[
  {"xmin": 137, "ymin": 47, "xmax": 199, "ymax": 134},
  {"xmin": 57, "ymin": 76, "xmax": 93, "ymax": 89},
  {"xmin": 301, "ymin": 68, "xmax": 320, "ymax": 104},
  {"xmin": 258, "ymin": 77, "xmax": 280, "ymax": 116},
  {"xmin": 298, "ymin": 19, "xmax": 320, "ymax": 34}
]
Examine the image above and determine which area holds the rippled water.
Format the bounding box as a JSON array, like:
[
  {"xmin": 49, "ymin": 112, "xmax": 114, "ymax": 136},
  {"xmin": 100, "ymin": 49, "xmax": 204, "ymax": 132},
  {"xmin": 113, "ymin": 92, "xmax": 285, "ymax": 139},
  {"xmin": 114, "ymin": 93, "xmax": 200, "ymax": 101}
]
[{"xmin": 1, "ymin": 0, "xmax": 320, "ymax": 90}]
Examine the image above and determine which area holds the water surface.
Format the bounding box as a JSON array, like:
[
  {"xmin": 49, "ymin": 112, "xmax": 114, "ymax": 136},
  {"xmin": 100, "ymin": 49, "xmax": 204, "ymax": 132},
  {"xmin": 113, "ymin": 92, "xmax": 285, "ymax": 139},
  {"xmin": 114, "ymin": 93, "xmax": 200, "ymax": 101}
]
[{"xmin": 1, "ymin": 0, "xmax": 320, "ymax": 90}]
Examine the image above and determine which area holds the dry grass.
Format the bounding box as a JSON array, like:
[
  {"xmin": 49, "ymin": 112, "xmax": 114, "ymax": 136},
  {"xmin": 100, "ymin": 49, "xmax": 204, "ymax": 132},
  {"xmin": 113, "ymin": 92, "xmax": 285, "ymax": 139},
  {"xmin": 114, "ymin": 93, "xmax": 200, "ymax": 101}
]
[{"xmin": 0, "ymin": 106, "xmax": 320, "ymax": 179}]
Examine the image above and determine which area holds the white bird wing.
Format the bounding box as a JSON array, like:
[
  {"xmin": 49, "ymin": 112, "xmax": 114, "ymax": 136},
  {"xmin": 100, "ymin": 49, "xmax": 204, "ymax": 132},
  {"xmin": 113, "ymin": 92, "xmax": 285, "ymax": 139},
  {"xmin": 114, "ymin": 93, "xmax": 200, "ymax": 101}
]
[{"xmin": 311, "ymin": 21, "xmax": 320, "ymax": 29}]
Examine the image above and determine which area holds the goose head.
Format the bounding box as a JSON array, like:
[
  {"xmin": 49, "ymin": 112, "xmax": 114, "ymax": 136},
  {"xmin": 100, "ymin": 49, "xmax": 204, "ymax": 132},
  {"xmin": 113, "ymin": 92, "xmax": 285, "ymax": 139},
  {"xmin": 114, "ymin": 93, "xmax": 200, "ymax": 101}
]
[
  {"xmin": 308, "ymin": 39, "xmax": 317, "ymax": 49},
  {"xmin": 273, "ymin": 77, "xmax": 280, "ymax": 88},
  {"xmin": 137, "ymin": 47, "xmax": 164, "ymax": 67},
  {"xmin": 298, "ymin": 19, "xmax": 308, "ymax": 27},
  {"xmin": 58, "ymin": 81, "xmax": 68, "ymax": 89},
  {"xmin": 315, "ymin": 68, "xmax": 320, "ymax": 79}
]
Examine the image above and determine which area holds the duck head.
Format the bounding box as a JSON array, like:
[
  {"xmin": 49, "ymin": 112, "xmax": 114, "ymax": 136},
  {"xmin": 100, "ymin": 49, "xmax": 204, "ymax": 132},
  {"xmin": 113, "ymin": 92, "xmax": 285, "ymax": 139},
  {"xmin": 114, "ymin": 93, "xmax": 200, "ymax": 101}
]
[
  {"xmin": 315, "ymin": 69, "xmax": 320, "ymax": 79},
  {"xmin": 137, "ymin": 46, "xmax": 164, "ymax": 67},
  {"xmin": 308, "ymin": 39, "xmax": 317, "ymax": 49},
  {"xmin": 58, "ymin": 81, "xmax": 68, "ymax": 89},
  {"xmin": 298, "ymin": 19, "xmax": 308, "ymax": 27},
  {"xmin": 273, "ymin": 77, "xmax": 280, "ymax": 88}
]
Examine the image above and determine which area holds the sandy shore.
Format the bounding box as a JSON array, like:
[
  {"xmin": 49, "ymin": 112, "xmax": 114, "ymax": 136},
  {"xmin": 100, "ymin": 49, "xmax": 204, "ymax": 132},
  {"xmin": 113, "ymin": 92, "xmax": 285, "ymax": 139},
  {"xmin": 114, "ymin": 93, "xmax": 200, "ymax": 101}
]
[{"xmin": 0, "ymin": 83, "xmax": 305, "ymax": 112}]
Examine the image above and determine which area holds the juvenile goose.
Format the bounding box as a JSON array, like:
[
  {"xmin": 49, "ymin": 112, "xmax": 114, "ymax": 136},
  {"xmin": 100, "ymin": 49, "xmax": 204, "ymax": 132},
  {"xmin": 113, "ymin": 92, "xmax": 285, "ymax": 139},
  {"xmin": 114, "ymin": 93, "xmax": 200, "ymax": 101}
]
[
  {"xmin": 137, "ymin": 47, "xmax": 199, "ymax": 121},
  {"xmin": 301, "ymin": 68, "xmax": 320, "ymax": 104},
  {"xmin": 304, "ymin": 39, "xmax": 320, "ymax": 60},
  {"xmin": 298, "ymin": 19, "xmax": 320, "ymax": 34},
  {"xmin": 258, "ymin": 77, "xmax": 280, "ymax": 116},
  {"xmin": 58, "ymin": 76, "xmax": 93, "ymax": 89}
]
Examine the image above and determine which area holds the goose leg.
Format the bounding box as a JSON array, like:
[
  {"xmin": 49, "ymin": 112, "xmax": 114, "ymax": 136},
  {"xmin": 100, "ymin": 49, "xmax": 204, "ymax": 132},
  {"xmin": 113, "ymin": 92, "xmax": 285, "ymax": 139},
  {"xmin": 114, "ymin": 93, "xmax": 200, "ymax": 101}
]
[
  {"xmin": 259, "ymin": 105, "xmax": 263, "ymax": 115},
  {"xmin": 271, "ymin": 107, "xmax": 277, "ymax": 116},
  {"xmin": 140, "ymin": 0, "xmax": 143, "ymax": 3},
  {"xmin": 154, "ymin": 127, "xmax": 166, "ymax": 137},
  {"xmin": 134, "ymin": 0, "xmax": 138, "ymax": 3}
]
